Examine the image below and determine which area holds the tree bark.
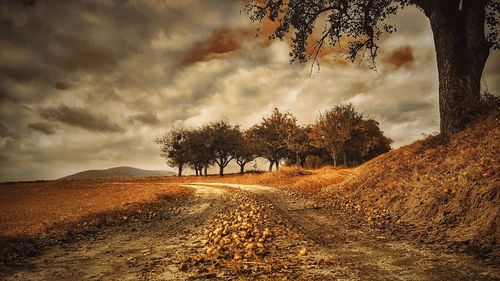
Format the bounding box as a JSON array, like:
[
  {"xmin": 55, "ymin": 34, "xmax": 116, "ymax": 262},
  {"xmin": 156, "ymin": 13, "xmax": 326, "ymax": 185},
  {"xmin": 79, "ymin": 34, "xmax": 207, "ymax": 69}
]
[
  {"xmin": 268, "ymin": 161, "xmax": 274, "ymax": 172},
  {"xmin": 240, "ymin": 164, "xmax": 245, "ymax": 174},
  {"xmin": 219, "ymin": 165, "xmax": 224, "ymax": 177},
  {"xmin": 204, "ymin": 165, "xmax": 208, "ymax": 176},
  {"xmin": 426, "ymin": 1, "xmax": 490, "ymax": 136},
  {"xmin": 178, "ymin": 164, "xmax": 183, "ymax": 177},
  {"xmin": 299, "ymin": 156, "xmax": 306, "ymax": 167},
  {"xmin": 275, "ymin": 159, "xmax": 280, "ymax": 171},
  {"xmin": 195, "ymin": 167, "xmax": 199, "ymax": 176}
]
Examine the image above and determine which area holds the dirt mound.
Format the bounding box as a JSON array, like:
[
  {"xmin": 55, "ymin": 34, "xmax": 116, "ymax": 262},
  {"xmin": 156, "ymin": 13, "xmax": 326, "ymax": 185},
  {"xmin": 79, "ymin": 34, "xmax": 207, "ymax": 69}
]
[{"xmin": 326, "ymin": 112, "xmax": 499, "ymax": 257}]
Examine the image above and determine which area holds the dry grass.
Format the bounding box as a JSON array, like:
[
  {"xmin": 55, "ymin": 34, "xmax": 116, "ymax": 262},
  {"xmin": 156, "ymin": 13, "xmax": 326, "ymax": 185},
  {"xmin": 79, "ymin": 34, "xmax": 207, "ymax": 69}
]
[
  {"xmin": 0, "ymin": 180, "xmax": 193, "ymax": 237},
  {"xmin": 188, "ymin": 166, "xmax": 353, "ymax": 195},
  {"xmin": 328, "ymin": 111, "xmax": 500, "ymax": 252}
]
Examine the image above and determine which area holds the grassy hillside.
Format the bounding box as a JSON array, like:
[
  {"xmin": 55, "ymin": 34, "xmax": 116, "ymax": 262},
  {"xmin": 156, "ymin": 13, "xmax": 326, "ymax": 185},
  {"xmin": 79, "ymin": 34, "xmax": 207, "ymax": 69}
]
[
  {"xmin": 59, "ymin": 166, "xmax": 175, "ymax": 180},
  {"xmin": 326, "ymin": 111, "xmax": 499, "ymax": 257}
]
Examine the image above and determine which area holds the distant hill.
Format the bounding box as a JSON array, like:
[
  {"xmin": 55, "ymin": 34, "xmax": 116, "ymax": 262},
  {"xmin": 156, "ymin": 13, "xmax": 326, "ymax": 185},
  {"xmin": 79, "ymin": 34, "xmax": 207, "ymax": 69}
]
[{"xmin": 59, "ymin": 166, "xmax": 175, "ymax": 180}]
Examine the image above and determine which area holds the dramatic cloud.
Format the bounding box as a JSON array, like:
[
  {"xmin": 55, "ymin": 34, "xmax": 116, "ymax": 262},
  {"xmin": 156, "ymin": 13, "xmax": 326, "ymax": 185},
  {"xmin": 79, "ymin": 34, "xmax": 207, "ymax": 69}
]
[
  {"xmin": 28, "ymin": 122, "xmax": 56, "ymax": 135},
  {"xmin": 128, "ymin": 112, "xmax": 160, "ymax": 125},
  {"xmin": 0, "ymin": 1, "xmax": 498, "ymax": 181},
  {"xmin": 181, "ymin": 28, "xmax": 243, "ymax": 66},
  {"xmin": 383, "ymin": 46, "xmax": 415, "ymax": 69},
  {"xmin": 54, "ymin": 82, "xmax": 69, "ymax": 90},
  {"xmin": 39, "ymin": 105, "xmax": 125, "ymax": 133}
]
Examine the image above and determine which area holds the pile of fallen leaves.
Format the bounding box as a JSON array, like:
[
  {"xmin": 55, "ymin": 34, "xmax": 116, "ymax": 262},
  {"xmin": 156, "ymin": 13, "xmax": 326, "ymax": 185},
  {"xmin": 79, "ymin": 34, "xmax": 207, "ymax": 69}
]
[
  {"xmin": 179, "ymin": 193, "xmax": 277, "ymax": 278},
  {"xmin": 202, "ymin": 200, "xmax": 272, "ymax": 261}
]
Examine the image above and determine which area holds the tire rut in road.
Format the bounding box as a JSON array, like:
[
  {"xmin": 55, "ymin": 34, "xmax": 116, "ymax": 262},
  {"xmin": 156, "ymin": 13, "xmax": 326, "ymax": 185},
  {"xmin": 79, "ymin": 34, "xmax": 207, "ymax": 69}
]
[{"xmin": 189, "ymin": 183, "xmax": 500, "ymax": 281}]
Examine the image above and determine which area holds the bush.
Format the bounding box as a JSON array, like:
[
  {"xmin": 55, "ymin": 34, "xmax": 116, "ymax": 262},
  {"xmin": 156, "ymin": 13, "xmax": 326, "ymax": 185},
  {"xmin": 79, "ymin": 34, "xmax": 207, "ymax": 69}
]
[
  {"xmin": 277, "ymin": 166, "xmax": 312, "ymax": 176},
  {"xmin": 305, "ymin": 155, "xmax": 322, "ymax": 169}
]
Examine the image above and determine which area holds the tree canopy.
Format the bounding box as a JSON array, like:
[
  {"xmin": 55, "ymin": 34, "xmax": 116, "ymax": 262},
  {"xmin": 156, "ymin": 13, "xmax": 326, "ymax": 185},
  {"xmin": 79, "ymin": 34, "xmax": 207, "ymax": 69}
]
[
  {"xmin": 248, "ymin": 108, "xmax": 297, "ymax": 171},
  {"xmin": 245, "ymin": 0, "xmax": 500, "ymax": 136},
  {"xmin": 156, "ymin": 106, "xmax": 391, "ymax": 176}
]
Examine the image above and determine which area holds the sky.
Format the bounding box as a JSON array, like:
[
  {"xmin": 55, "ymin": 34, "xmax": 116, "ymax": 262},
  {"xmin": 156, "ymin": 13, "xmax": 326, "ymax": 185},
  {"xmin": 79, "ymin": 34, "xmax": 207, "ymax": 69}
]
[{"xmin": 0, "ymin": 0, "xmax": 499, "ymax": 181}]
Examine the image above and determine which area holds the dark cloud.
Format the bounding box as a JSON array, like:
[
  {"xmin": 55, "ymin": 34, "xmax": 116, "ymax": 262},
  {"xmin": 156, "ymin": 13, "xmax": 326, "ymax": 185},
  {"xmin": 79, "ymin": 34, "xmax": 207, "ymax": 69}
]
[
  {"xmin": 0, "ymin": 122, "xmax": 8, "ymax": 137},
  {"xmin": 54, "ymin": 81, "xmax": 69, "ymax": 90},
  {"xmin": 39, "ymin": 104, "xmax": 125, "ymax": 133},
  {"xmin": 383, "ymin": 46, "xmax": 414, "ymax": 69},
  {"xmin": 0, "ymin": 2, "xmax": 497, "ymax": 182},
  {"xmin": 128, "ymin": 112, "xmax": 159, "ymax": 125},
  {"xmin": 28, "ymin": 122, "xmax": 56, "ymax": 135},
  {"xmin": 181, "ymin": 28, "xmax": 242, "ymax": 66},
  {"xmin": 45, "ymin": 34, "xmax": 123, "ymax": 73}
]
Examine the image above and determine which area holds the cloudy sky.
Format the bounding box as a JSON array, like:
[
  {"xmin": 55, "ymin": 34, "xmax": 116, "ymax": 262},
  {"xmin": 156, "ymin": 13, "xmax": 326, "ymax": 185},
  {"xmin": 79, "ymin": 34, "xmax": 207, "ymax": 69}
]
[{"xmin": 0, "ymin": 0, "xmax": 498, "ymax": 181}]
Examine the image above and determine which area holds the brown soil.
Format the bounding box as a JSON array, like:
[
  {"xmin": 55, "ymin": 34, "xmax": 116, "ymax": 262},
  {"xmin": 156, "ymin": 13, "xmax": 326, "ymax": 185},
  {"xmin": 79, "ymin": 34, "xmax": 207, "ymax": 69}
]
[
  {"xmin": 0, "ymin": 180, "xmax": 193, "ymax": 237},
  {"xmin": 1, "ymin": 183, "xmax": 498, "ymax": 280}
]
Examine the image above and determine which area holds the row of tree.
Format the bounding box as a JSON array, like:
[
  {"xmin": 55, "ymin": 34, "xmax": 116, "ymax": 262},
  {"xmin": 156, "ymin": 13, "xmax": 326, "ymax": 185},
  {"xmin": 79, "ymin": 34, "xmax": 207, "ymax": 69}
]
[{"xmin": 155, "ymin": 104, "xmax": 392, "ymax": 176}]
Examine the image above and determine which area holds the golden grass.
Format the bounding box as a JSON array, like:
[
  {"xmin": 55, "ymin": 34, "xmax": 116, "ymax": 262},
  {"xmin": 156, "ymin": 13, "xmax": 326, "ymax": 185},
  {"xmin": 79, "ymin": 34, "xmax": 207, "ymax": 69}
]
[
  {"xmin": 187, "ymin": 166, "xmax": 353, "ymax": 195},
  {"xmin": 330, "ymin": 111, "xmax": 500, "ymax": 250}
]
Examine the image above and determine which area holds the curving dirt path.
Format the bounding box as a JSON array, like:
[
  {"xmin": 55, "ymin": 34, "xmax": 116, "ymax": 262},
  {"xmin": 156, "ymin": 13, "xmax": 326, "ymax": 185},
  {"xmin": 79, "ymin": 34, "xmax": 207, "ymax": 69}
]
[{"xmin": 1, "ymin": 183, "xmax": 498, "ymax": 280}]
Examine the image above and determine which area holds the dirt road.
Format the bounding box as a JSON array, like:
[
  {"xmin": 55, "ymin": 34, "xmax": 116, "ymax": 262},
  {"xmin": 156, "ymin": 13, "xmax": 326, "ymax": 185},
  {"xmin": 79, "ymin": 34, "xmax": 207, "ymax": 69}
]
[{"xmin": 1, "ymin": 183, "xmax": 498, "ymax": 280}]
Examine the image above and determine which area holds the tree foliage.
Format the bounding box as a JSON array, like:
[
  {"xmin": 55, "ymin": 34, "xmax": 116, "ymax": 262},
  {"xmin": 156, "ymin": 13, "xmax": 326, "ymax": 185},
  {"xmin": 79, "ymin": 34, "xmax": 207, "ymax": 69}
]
[
  {"xmin": 186, "ymin": 128, "xmax": 212, "ymax": 176},
  {"xmin": 245, "ymin": 0, "xmax": 499, "ymax": 66},
  {"xmin": 245, "ymin": 0, "xmax": 500, "ymax": 136},
  {"xmin": 156, "ymin": 106, "xmax": 391, "ymax": 174},
  {"xmin": 234, "ymin": 130, "xmax": 258, "ymax": 174},
  {"xmin": 286, "ymin": 125, "xmax": 315, "ymax": 167},
  {"xmin": 310, "ymin": 103, "xmax": 392, "ymax": 166},
  {"xmin": 154, "ymin": 128, "xmax": 191, "ymax": 176},
  {"xmin": 249, "ymin": 108, "xmax": 297, "ymax": 171},
  {"xmin": 203, "ymin": 121, "xmax": 242, "ymax": 177}
]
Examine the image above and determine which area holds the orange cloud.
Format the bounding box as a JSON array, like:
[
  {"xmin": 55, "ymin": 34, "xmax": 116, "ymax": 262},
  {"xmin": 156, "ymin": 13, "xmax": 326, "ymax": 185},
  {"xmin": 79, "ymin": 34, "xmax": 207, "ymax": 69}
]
[
  {"xmin": 181, "ymin": 28, "xmax": 242, "ymax": 66},
  {"xmin": 384, "ymin": 46, "xmax": 414, "ymax": 69},
  {"xmin": 54, "ymin": 81, "xmax": 69, "ymax": 90}
]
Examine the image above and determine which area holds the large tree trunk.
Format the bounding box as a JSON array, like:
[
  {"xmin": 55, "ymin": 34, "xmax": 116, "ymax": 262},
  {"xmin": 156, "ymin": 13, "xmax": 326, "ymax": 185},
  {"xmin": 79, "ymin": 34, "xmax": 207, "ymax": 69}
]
[
  {"xmin": 275, "ymin": 159, "xmax": 280, "ymax": 171},
  {"xmin": 178, "ymin": 164, "xmax": 183, "ymax": 177},
  {"xmin": 204, "ymin": 165, "xmax": 208, "ymax": 176},
  {"xmin": 219, "ymin": 165, "xmax": 224, "ymax": 177},
  {"xmin": 195, "ymin": 167, "xmax": 199, "ymax": 176},
  {"xmin": 268, "ymin": 161, "xmax": 274, "ymax": 172},
  {"xmin": 239, "ymin": 164, "xmax": 245, "ymax": 174},
  {"xmin": 426, "ymin": 1, "xmax": 490, "ymax": 136}
]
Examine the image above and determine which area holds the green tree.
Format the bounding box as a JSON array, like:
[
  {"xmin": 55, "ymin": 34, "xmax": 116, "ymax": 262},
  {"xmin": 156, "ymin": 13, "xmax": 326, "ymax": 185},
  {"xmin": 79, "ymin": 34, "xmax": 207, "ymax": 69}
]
[{"xmin": 245, "ymin": 0, "xmax": 499, "ymax": 136}]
